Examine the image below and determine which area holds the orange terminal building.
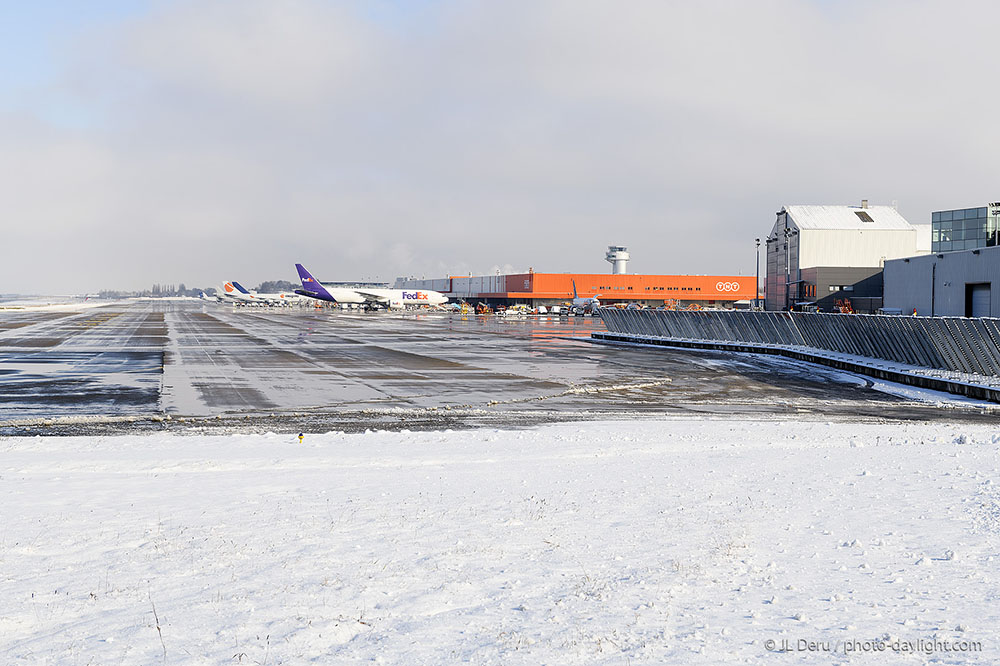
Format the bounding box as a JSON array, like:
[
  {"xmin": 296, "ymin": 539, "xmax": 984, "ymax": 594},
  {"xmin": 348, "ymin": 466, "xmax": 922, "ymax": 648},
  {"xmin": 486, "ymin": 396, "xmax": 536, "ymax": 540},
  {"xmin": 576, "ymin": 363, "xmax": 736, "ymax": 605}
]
[
  {"xmin": 450, "ymin": 272, "xmax": 757, "ymax": 307},
  {"xmin": 397, "ymin": 266, "xmax": 756, "ymax": 310}
]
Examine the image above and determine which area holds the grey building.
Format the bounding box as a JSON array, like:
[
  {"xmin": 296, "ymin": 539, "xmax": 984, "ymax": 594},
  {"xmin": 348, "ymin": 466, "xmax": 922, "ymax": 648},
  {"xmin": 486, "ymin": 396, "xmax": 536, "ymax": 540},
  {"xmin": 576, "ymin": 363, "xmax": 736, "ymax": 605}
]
[
  {"xmin": 931, "ymin": 202, "xmax": 1000, "ymax": 253},
  {"xmin": 765, "ymin": 203, "xmax": 928, "ymax": 312},
  {"xmin": 884, "ymin": 245, "xmax": 1000, "ymax": 317},
  {"xmin": 798, "ymin": 266, "xmax": 885, "ymax": 313}
]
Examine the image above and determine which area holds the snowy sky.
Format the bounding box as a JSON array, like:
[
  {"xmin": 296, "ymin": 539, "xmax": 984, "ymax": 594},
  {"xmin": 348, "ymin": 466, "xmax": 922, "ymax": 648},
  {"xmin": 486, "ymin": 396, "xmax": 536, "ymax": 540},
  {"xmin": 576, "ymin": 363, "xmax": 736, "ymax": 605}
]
[{"xmin": 2, "ymin": 0, "xmax": 998, "ymax": 293}]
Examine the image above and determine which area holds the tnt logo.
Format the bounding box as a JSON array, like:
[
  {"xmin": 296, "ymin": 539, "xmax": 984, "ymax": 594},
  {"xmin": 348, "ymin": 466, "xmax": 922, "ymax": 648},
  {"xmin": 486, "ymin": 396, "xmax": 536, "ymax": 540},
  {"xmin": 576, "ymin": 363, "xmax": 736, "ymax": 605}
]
[{"xmin": 402, "ymin": 291, "xmax": 429, "ymax": 300}]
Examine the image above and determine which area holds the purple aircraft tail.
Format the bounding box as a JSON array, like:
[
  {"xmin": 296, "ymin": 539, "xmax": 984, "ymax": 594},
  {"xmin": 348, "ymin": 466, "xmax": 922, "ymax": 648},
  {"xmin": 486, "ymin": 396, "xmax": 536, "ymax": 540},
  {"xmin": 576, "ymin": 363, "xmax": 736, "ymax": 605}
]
[{"xmin": 294, "ymin": 263, "xmax": 335, "ymax": 302}]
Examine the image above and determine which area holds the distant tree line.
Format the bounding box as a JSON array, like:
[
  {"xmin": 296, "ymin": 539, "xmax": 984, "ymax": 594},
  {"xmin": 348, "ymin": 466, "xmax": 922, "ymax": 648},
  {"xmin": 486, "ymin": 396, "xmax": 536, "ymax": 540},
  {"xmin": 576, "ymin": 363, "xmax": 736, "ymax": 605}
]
[
  {"xmin": 257, "ymin": 280, "xmax": 297, "ymax": 293},
  {"xmin": 96, "ymin": 280, "xmax": 297, "ymax": 299},
  {"xmin": 148, "ymin": 283, "xmax": 204, "ymax": 297},
  {"xmin": 98, "ymin": 284, "xmax": 209, "ymax": 299}
]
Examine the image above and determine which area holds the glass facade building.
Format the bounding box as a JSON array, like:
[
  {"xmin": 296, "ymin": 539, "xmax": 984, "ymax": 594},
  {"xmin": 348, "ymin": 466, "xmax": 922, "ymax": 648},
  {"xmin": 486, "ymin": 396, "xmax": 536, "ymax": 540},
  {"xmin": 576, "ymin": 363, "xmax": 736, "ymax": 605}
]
[{"xmin": 931, "ymin": 204, "xmax": 1000, "ymax": 253}]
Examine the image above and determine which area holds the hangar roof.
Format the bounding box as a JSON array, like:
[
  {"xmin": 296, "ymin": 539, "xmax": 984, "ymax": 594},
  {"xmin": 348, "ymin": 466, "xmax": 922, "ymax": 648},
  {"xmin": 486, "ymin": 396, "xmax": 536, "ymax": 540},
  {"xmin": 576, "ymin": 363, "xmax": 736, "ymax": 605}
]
[{"xmin": 782, "ymin": 205, "xmax": 915, "ymax": 231}]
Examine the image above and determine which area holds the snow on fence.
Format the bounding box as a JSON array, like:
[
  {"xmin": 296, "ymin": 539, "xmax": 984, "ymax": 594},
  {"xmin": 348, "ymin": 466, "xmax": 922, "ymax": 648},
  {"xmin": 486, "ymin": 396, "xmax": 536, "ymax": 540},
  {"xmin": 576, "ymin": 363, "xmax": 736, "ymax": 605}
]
[{"xmin": 598, "ymin": 308, "xmax": 1000, "ymax": 377}]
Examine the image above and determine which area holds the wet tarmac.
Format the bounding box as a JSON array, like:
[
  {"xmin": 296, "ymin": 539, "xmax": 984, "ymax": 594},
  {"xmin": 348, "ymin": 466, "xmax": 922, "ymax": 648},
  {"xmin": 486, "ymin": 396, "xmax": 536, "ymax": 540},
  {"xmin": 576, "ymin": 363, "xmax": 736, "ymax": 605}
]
[{"xmin": 1, "ymin": 301, "xmax": 997, "ymax": 435}]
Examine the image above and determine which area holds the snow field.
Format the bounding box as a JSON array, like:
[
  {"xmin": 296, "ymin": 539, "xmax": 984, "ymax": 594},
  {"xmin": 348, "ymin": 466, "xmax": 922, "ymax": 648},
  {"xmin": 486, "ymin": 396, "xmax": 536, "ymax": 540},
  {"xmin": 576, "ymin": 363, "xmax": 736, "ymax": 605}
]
[{"xmin": 2, "ymin": 419, "xmax": 999, "ymax": 664}]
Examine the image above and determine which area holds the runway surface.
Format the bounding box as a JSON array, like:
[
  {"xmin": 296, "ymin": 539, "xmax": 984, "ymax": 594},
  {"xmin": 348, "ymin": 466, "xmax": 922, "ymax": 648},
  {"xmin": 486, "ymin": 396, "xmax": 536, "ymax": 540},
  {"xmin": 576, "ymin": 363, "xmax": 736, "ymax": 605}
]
[{"xmin": 0, "ymin": 301, "xmax": 994, "ymax": 434}]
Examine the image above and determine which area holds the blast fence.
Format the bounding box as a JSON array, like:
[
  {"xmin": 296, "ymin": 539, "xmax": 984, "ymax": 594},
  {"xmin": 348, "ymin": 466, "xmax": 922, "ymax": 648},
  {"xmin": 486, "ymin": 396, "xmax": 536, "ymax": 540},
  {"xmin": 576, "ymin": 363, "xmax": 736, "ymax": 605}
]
[{"xmin": 597, "ymin": 309, "xmax": 1000, "ymax": 378}]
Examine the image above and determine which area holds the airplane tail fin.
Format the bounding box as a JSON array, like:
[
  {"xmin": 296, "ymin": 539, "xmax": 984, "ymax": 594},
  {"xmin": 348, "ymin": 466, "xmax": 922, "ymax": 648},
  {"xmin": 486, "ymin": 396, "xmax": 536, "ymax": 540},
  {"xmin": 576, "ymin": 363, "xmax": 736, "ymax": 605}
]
[
  {"xmin": 221, "ymin": 282, "xmax": 238, "ymax": 296},
  {"xmin": 572, "ymin": 279, "xmax": 578, "ymax": 299},
  {"xmin": 231, "ymin": 281, "xmax": 251, "ymax": 295},
  {"xmin": 296, "ymin": 263, "xmax": 321, "ymax": 286},
  {"xmin": 295, "ymin": 264, "xmax": 335, "ymax": 301}
]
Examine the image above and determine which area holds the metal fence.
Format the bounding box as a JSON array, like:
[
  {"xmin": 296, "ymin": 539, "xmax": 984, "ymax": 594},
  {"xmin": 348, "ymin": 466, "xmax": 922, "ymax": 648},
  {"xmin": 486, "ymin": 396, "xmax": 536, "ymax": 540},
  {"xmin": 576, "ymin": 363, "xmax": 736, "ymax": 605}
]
[{"xmin": 598, "ymin": 308, "xmax": 1000, "ymax": 377}]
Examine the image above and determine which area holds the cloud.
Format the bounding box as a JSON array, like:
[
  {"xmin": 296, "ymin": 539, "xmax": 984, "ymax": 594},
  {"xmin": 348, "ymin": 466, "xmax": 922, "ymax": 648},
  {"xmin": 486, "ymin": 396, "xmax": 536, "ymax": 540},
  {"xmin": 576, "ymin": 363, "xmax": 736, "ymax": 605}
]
[
  {"xmin": 121, "ymin": 0, "xmax": 377, "ymax": 108},
  {"xmin": 2, "ymin": 0, "xmax": 1000, "ymax": 292}
]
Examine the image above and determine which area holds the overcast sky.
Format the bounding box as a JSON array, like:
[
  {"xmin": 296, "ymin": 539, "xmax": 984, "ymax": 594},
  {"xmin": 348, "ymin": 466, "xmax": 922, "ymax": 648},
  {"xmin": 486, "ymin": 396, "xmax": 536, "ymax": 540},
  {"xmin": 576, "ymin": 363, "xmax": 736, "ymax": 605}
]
[{"xmin": 2, "ymin": 0, "xmax": 998, "ymax": 293}]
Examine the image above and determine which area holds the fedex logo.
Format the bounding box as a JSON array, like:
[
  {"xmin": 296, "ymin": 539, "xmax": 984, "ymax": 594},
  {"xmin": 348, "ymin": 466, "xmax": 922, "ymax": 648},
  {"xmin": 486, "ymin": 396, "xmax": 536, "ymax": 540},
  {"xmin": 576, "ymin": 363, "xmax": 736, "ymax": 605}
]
[{"xmin": 402, "ymin": 291, "xmax": 429, "ymax": 300}]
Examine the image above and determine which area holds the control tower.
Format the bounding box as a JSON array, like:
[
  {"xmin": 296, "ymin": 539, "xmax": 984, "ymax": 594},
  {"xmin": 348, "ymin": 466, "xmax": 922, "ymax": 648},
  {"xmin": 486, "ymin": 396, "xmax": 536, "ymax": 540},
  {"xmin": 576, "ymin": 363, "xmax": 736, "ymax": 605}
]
[{"xmin": 605, "ymin": 246, "xmax": 630, "ymax": 274}]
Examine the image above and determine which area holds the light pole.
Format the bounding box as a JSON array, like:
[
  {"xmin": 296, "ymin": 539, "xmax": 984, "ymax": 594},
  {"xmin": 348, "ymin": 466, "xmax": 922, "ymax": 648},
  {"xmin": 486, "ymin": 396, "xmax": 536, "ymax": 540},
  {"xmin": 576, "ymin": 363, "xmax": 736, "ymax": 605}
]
[
  {"xmin": 784, "ymin": 227, "xmax": 790, "ymax": 311},
  {"xmin": 764, "ymin": 235, "xmax": 778, "ymax": 311},
  {"xmin": 783, "ymin": 226, "xmax": 798, "ymax": 311},
  {"xmin": 755, "ymin": 238, "xmax": 760, "ymax": 310}
]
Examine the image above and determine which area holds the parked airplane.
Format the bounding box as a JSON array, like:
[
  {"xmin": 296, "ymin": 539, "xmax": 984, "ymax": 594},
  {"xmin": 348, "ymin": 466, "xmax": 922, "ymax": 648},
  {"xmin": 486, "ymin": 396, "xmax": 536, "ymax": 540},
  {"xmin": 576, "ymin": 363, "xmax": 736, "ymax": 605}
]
[
  {"xmin": 571, "ymin": 280, "xmax": 601, "ymax": 313},
  {"xmin": 294, "ymin": 264, "xmax": 449, "ymax": 308},
  {"xmin": 219, "ymin": 282, "xmax": 257, "ymax": 304},
  {"xmin": 231, "ymin": 281, "xmax": 303, "ymax": 306}
]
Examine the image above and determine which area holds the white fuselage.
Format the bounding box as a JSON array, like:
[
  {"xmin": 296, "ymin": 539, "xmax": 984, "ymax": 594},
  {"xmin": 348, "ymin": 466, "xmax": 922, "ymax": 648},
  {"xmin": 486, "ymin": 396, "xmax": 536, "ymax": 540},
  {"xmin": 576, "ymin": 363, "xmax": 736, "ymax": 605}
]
[
  {"xmin": 322, "ymin": 287, "xmax": 368, "ymax": 304},
  {"xmin": 572, "ymin": 296, "xmax": 600, "ymax": 311},
  {"xmin": 353, "ymin": 288, "xmax": 450, "ymax": 308},
  {"xmin": 244, "ymin": 291, "xmax": 304, "ymax": 305}
]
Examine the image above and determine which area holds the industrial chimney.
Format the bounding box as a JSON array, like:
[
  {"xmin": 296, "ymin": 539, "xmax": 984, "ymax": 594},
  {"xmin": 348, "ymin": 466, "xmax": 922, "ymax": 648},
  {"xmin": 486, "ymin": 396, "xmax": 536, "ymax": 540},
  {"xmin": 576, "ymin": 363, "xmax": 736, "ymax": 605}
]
[{"xmin": 605, "ymin": 246, "xmax": 630, "ymax": 274}]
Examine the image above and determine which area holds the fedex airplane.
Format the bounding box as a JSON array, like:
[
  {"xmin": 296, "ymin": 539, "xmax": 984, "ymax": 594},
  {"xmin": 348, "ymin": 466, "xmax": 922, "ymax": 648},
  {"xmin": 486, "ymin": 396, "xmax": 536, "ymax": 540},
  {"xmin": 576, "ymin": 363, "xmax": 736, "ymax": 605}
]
[
  {"xmin": 295, "ymin": 264, "xmax": 449, "ymax": 309},
  {"xmin": 571, "ymin": 279, "xmax": 601, "ymax": 313},
  {"xmin": 231, "ymin": 281, "xmax": 303, "ymax": 306}
]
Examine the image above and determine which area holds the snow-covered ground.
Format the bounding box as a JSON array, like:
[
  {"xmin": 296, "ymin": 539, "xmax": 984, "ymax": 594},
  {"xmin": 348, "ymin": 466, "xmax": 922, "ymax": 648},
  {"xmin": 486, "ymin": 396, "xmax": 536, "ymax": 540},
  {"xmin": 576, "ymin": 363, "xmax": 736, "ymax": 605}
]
[
  {"xmin": 3, "ymin": 419, "xmax": 998, "ymax": 664},
  {"xmin": 0, "ymin": 298, "xmax": 113, "ymax": 312}
]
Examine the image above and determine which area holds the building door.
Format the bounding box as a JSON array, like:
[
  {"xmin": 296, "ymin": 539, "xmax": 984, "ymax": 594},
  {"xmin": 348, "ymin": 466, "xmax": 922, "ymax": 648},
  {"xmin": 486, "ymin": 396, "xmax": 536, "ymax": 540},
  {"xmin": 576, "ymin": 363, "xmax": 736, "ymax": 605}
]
[{"xmin": 965, "ymin": 283, "xmax": 991, "ymax": 317}]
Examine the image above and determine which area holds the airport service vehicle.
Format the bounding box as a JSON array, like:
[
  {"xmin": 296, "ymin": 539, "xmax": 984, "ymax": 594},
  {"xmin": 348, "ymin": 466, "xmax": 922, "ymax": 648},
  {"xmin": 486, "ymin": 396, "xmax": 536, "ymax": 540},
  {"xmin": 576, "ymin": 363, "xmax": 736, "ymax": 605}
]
[
  {"xmin": 446, "ymin": 302, "xmax": 472, "ymax": 314},
  {"xmin": 498, "ymin": 304, "xmax": 530, "ymax": 317},
  {"xmin": 294, "ymin": 264, "xmax": 449, "ymax": 309},
  {"xmin": 231, "ymin": 281, "xmax": 303, "ymax": 306},
  {"xmin": 570, "ymin": 280, "xmax": 601, "ymax": 314}
]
